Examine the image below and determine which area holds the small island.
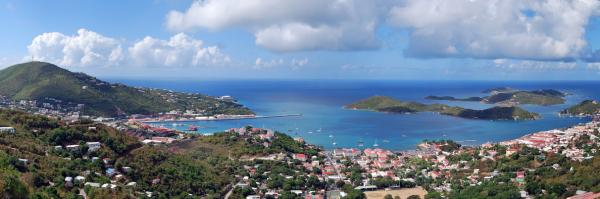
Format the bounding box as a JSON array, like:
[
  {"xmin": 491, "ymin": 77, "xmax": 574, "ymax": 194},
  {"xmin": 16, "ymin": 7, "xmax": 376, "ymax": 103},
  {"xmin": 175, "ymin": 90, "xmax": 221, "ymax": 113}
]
[
  {"xmin": 346, "ymin": 96, "xmax": 539, "ymax": 120},
  {"xmin": 426, "ymin": 88, "xmax": 566, "ymax": 106},
  {"xmin": 561, "ymin": 100, "xmax": 600, "ymax": 116}
]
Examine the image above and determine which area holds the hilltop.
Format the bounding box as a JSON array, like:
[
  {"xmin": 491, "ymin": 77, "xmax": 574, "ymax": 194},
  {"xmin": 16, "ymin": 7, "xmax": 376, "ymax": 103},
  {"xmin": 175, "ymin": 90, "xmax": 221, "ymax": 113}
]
[
  {"xmin": 347, "ymin": 96, "xmax": 539, "ymax": 120},
  {"xmin": 426, "ymin": 88, "xmax": 566, "ymax": 106},
  {"xmin": 561, "ymin": 100, "xmax": 600, "ymax": 116},
  {"xmin": 0, "ymin": 62, "xmax": 252, "ymax": 116}
]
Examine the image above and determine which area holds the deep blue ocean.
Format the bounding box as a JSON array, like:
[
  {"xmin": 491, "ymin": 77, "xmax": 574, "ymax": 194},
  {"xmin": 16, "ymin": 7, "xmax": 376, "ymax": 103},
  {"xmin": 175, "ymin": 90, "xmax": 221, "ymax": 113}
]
[{"xmin": 107, "ymin": 79, "xmax": 599, "ymax": 150}]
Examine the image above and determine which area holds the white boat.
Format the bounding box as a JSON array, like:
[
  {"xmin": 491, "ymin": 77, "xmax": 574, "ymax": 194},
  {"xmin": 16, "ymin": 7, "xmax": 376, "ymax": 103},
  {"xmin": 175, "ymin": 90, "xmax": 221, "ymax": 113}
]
[{"xmin": 329, "ymin": 134, "xmax": 334, "ymax": 138}]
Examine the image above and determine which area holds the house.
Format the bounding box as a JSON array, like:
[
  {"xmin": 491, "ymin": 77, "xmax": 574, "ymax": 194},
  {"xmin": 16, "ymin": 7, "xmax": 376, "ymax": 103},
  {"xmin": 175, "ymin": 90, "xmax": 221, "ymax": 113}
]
[
  {"xmin": 75, "ymin": 176, "xmax": 85, "ymax": 184},
  {"xmin": 293, "ymin": 153, "xmax": 307, "ymax": 161},
  {"xmin": 86, "ymin": 142, "xmax": 101, "ymax": 152},
  {"xmin": 106, "ymin": 168, "xmax": 116, "ymax": 177},
  {"xmin": 84, "ymin": 182, "xmax": 101, "ymax": 188},
  {"xmin": 122, "ymin": 166, "xmax": 132, "ymax": 173},
  {"xmin": 66, "ymin": 144, "xmax": 80, "ymax": 151},
  {"xmin": 0, "ymin": 127, "xmax": 15, "ymax": 133},
  {"xmin": 65, "ymin": 177, "xmax": 73, "ymax": 187},
  {"xmin": 126, "ymin": 182, "xmax": 137, "ymax": 187},
  {"xmin": 18, "ymin": 159, "xmax": 28, "ymax": 165},
  {"xmin": 516, "ymin": 171, "xmax": 525, "ymax": 183}
]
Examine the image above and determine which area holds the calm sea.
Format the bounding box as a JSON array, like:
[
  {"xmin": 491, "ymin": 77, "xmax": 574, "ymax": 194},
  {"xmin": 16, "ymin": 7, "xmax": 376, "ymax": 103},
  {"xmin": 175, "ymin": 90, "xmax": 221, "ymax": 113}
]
[{"xmin": 107, "ymin": 79, "xmax": 599, "ymax": 150}]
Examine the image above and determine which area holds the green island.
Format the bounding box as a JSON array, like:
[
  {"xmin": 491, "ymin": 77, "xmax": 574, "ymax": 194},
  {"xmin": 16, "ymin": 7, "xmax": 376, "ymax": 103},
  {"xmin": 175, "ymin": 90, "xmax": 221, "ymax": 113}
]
[
  {"xmin": 0, "ymin": 62, "xmax": 253, "ymax": 117},
  {"xmin": 426, "ymin": 88, "xmax": 567, "ymax": 106},
  {"xmin": 347, "ymin": 96, "xmax": 540, "ymax": 120},
  {"xmin": 561, "ymin": 100, "xmax": 600, "ymax": 116}
]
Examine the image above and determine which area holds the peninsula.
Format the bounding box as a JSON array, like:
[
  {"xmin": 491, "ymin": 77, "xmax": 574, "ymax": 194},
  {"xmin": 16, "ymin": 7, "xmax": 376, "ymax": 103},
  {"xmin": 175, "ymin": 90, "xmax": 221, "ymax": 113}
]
[
  {"xmin": 346, "ymin": 96, "xmax": 539, "ymax": 120},
  {"xmin": 0, "ymin": 62, "xmax": 253, "ymax": 117},
  {"xmin": 561, "ymin": 100, "xmax": 600, "ymax": 116},
  {"xmin": 426, "ymin": 88, "xmax": 566, "ymax": 106}
]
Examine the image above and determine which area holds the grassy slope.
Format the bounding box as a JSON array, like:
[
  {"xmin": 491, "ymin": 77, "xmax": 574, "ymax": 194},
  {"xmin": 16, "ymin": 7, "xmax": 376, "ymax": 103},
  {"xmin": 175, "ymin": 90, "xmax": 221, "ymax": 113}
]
[{"xmin": 0, "ymin": 62, "xmax": 252, "ymax": 116}]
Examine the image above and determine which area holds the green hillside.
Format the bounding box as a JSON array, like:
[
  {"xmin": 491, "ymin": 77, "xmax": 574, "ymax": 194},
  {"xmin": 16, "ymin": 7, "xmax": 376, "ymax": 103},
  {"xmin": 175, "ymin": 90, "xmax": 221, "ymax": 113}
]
[
  {"xmin": 561, "ymin": 100, "xmax": 600, "ymax": 116},
  {"xmin": 347, "ymin": 96, "xmax": 539, "ymax": 120},
  {"xmin": 0, "ymin": 62, "xmax": 253, "ymax": 116}
]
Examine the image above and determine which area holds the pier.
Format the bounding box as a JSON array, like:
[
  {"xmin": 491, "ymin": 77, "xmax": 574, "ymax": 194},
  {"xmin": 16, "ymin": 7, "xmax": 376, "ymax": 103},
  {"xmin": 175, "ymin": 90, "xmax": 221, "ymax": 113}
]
[{"xmin": 143, "ymin": 113, "xmax": 302, "ymax": 123}]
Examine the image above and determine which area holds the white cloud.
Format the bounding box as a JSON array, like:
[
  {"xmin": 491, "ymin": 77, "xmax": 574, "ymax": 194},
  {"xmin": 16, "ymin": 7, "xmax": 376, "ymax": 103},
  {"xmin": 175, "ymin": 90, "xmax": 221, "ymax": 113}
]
[
  {"xmin": 128, "ymin": 33, "xmax": 230, "ymax": 67},
  {"xmin": 28, "ymin": 29, "xmax": 124, "ymax": 67},
  {"xmin": 27, "ymin": 29, "xmax": 230, "ymax": 68},
  {"xmin": 588, "ymin": 63, "xmax": 600, "ymax": 70},
  {"xmin": 166, "ymin": 0, "xmax": 380, "ymax": 52},
  {"xmin": 388, "ymin": 0, "xmax": 600, "ymax": 61},
  {"xmin": 253, "ymin": 57, "xmax": 283, "ymax": 70},
  {"xmin": 493, "ymin": 59, "xmax": 577, "ymax": 71},
  {"xmin": 253, "ymin": 57, "xmax": 309, "ymax": 70}
]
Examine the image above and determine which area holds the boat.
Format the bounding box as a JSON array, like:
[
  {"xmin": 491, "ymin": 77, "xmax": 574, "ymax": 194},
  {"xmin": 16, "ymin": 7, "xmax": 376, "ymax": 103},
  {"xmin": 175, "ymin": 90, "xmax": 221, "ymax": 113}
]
[
  {"xmin": 383, "ymin": 139, "xmax": 390, "ymax": 143},
  {"xmin": 329, "ymin": 134, "xmax": 334, "ymax": 138},
  {"xmin": 373, "ymin": 139, "xmax": 379, "ymax": 147},
  {"xmin": 357, "ymin": 140, "xmax": 364, "ymax": 147},
  {"xmin": 316, "ymin": 128, "xmax": 322, "ymax": 132},
  {"xmin": 308, "ymin": 131, "xmax": 313, "ymax": 134},
  {"xmin": 187, "ymin": 125, "xmax": 198, "ymax": 131}
]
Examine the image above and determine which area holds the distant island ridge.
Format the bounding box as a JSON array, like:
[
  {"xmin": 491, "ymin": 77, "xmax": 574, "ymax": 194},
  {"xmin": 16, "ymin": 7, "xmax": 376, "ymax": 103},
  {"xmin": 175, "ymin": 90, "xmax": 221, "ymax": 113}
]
[
  {"xmin": 346, "ymin": 96, "xmax": 540, "ymax": 120},
  {"xmin": 426, "ymin": 87, "xmax": 567, "ymax": 106}
]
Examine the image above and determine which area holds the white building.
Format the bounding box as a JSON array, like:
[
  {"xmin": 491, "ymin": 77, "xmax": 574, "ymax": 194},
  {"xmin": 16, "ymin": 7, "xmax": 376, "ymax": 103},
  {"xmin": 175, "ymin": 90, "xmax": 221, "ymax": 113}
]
[
  {"xmin": 0, "ymin": 127, "xmax": 15, "ymax": 133},
  {"xmin": 86, "ymin": 142, "xmax": 101, "ymax": 152}
]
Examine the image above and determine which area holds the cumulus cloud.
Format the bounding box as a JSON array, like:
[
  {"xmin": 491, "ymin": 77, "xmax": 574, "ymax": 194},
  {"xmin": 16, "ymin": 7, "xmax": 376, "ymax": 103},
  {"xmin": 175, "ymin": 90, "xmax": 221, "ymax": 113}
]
[
  {"xmin": 388, "ymin": 0, "xmax": 600, "ymax": 61},
  {"xmin": 166, "ymin": 0, "xmax": 380, "ymax": 52},
  {"xmin": 28, "ymin": 29, "xmax": 124, "ymax": 67},
  {"xmin": 128, "ymin": 33, "xmax": 230, "ymax": 67},
  {"xmin": 27, "ymin": 29, "xmax": 230, "ymax": 68}
]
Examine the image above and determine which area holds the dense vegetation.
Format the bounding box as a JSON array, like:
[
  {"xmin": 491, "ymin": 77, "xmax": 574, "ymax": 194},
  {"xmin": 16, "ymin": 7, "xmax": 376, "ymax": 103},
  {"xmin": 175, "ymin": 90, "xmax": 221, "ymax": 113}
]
[
  {"xmin": 0, "ymin": 109, "xmax": 139, "ymax": 198},
  {"xmin": 347, "ymin": 96, "xmax": 539, "ymax": 120},
  {"xmin": 0, "ymin": 109, "xmax": 316, "ymax": 198},
  {"xmin": 561, "ymin": 100, "xmax": 600, "ymax": 116},
  {"xmin": 427, "ymin": 88, "xmax": 566, "ymax": 106},
  {"xmin": 0, "ymin": 62, "xmax": 253, "ymax": 116}
]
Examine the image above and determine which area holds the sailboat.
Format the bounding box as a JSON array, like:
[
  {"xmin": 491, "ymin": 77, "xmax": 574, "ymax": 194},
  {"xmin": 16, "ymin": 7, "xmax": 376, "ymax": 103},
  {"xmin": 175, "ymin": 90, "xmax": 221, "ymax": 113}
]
[
  {"xmin": 373, "ymin": 139, "xmax": 379, "ymax": 147},
  {"xmin": 357, "ymin": 138, "xmax": 364, "ymax": 147}
]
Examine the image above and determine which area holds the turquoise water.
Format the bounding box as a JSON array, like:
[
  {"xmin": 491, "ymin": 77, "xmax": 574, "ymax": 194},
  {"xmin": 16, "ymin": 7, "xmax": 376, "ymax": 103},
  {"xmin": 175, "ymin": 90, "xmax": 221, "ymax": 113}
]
[{"xmin": 109, "ymin": 79, "xmax": 597, "ymax": 150}]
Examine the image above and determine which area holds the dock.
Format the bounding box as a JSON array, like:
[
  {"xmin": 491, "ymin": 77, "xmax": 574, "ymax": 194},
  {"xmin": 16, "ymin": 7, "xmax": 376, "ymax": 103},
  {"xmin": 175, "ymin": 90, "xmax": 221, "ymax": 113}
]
[{"xmin": 143, "ymin": 113, "xmax": 302, "ymax": 123}]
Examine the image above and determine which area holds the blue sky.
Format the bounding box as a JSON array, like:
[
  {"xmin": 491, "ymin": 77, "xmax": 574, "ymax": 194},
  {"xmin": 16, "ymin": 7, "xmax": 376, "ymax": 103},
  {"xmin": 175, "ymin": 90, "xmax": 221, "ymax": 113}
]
[{"xmin": 1, "ymin": 0, "xmax": 600, "ymax": 80}]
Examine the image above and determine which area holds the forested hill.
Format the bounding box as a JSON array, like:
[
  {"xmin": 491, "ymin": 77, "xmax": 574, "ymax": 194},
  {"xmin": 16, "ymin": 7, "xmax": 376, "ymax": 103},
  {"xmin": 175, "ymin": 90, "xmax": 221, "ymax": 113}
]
[
  {"xmin": 0, "ymin": 61, "xmax": 253, "ymax": 116},
  {"xmin": 347, "ymin": 96, "xmax": 539, "ymax": 120}
]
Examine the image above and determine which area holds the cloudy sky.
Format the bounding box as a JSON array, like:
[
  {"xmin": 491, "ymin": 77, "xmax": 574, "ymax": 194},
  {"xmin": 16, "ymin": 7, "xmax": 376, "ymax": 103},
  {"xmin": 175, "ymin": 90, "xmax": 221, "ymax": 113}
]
[{"xmin": 1, "ymin": 0, "xmax": 600, "ymax": 80}]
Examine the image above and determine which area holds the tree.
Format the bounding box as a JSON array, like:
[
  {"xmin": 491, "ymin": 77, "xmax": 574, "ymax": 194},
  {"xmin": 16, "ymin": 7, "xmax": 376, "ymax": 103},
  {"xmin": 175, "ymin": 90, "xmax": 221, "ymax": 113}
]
[
  {"xmin": 384, "ymin": 194, "xmax": 393, "ymax": 199},
  {"xmin": 408, "ymin": 195, "xmax": 421, "ymax": 199}
]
